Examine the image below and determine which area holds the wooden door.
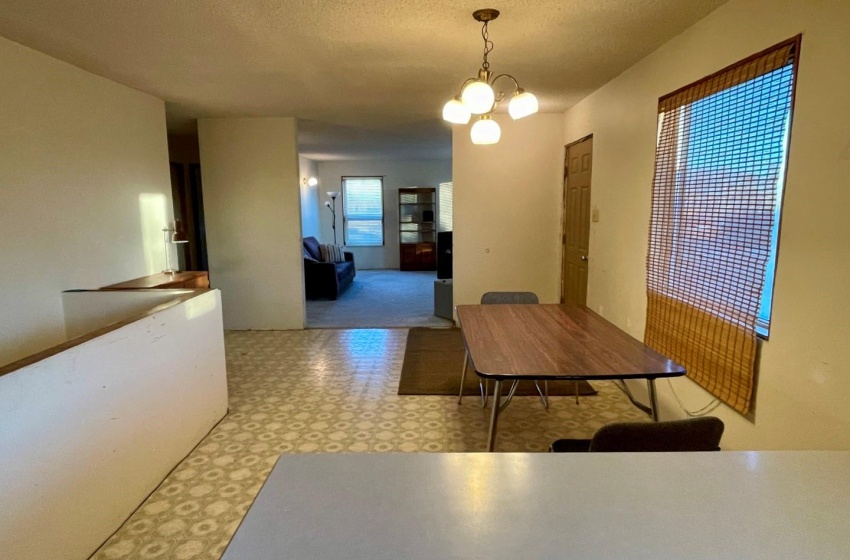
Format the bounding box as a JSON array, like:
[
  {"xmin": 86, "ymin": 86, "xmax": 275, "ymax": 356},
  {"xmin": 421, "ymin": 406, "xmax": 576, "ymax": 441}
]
[{"xmin": 561, "ymin": 136, "xmax": 593, "ymax": 305}]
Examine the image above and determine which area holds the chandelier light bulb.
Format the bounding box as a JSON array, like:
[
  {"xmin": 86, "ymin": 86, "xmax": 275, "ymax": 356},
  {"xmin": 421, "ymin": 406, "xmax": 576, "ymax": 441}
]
[
  {"xmin": 442, "ymin": 98, "xmax": 471, "ymax": 124},
  {"xmin": 470, "ymin": 116, "xmax": 501, "ymax": 145},
  {"xmin": 461, "ymin": 80, "xmax": 496, "ymax": 115},
  {"xmin": 508, "ymin": 90, "xmax": 539, "ymax": 120}
]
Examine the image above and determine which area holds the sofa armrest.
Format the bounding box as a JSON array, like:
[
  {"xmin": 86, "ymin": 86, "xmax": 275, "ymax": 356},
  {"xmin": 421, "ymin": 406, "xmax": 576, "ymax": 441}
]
[{"xmin": 344, "ymin": 252, "xmax": 355, "ymax": 280}]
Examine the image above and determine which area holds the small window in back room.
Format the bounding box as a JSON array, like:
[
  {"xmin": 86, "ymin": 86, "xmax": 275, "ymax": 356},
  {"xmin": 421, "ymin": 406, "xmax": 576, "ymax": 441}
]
[
  {"xmin": 438, "ymin": 182, "xmax": 453, "ymax": 232},
  {"xmin": 644, "ymin": 36, "xmax": 800, "ymax": 415},
  {"xmin": 342, "ymin": 177, "xmax": 384, "ymax": 246}
]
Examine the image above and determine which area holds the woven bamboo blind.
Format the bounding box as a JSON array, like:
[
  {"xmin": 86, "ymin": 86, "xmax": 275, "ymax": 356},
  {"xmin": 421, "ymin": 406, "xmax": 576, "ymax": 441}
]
[{"xmin": 645, "ymin": 37, "xmax": 800, "ymax": 414}]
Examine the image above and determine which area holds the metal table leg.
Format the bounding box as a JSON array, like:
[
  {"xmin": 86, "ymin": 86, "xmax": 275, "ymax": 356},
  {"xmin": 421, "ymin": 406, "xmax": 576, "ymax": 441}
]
[
  {"xmin": 487, "ymin": 380, "xmax": 503, "ymax": 452},
  {"xmin": 458, "ymin": 351, "xmax": 469, "ymax": 405},
  {"xmin": 534, "ymin": 381, "xmax": 549, "ymax": 409},
  {"xmin": 647, "ymin": 378, "xmax": 660, "ymax": 421}
]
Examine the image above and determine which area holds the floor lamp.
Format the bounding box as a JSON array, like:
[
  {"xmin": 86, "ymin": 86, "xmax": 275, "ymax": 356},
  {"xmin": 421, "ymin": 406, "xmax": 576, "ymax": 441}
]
[{"xmin": 324, "ymin": 191, "xmax": 340, "ymax": 244}]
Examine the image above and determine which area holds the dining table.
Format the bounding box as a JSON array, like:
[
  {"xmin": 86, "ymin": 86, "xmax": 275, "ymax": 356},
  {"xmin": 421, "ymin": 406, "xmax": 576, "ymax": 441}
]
[{"xmin": 456, "ymin": 303, "xmax": 687, "ymax": 451}]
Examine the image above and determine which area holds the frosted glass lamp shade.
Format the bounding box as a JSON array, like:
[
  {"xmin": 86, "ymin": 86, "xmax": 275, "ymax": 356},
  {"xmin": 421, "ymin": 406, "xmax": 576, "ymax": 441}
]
[
  {"xmin": 508, "ymin": 90, "xmax": 539, "ymax": 120},
  {"xmin": 461, "ymin": 81, "xmax": 496, "ymax": 115},
  {"xmin": 442, "ymin": 98, "xmax": 471, "ymax": 124},
  {"xmin": 470, "ymin": 117, "xmax": 501, "ymax": 145},
  {"xmin": 306, "ymin": 177, "xmax": 318, "ymax": 187}
]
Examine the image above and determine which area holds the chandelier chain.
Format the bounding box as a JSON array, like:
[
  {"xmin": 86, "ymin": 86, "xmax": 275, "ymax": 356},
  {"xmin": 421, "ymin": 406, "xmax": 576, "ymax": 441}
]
[{"xmin": 481, "ymin": 21, "xmax": 494, "ymax": 71}]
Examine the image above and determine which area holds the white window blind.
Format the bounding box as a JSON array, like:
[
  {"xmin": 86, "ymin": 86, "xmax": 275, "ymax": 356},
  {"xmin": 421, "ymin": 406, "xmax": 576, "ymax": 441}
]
[
  {"xmin": 438, "ymin": 182, "xmax": 453, "ymax": 232},
  {"xmin": 342, "ymin": 177, "xmax": 384, "ymax": 246}
]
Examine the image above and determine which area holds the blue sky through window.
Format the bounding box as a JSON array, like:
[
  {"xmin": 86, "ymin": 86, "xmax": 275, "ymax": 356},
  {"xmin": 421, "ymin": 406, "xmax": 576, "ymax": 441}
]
[{"xmin": 672, "ymin": 66, "xmax": 793, "ymax": 336}]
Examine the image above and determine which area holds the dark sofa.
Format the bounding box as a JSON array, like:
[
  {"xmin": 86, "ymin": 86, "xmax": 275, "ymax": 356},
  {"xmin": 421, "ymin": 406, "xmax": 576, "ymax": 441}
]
[{"xmin": 302, "ymin": 236, "xmax": 355, "ymax": 300}]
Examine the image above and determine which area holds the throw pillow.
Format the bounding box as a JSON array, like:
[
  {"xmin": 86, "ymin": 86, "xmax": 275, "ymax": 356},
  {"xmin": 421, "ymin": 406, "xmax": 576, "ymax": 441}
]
[{"xmin": 319, "ymin": 244, "xmax": 345, "ymax": 263}]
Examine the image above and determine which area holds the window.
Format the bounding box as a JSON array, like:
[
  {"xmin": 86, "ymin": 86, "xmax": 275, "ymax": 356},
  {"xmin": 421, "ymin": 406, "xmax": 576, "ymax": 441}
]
[
  {"xmin": 342, "ymin": 177, "xmax": 384, "ymax": 246},
  {"xmin": 645, "ymin": 37, "xmax": 800, "ymax": 415},
  {"xmin": 438, "ymin": 182, "xmax": 453, "ymax": 232}
]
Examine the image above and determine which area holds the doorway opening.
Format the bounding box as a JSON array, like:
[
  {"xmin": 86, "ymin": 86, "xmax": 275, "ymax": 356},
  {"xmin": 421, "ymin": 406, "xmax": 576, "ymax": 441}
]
[
  {"xmin": 168, "ymin": 136, "xmax": 209, "ymax": 273},
  {"xmin": 300, "ymin": 161, "xmax": 454, "ymax": 329}
]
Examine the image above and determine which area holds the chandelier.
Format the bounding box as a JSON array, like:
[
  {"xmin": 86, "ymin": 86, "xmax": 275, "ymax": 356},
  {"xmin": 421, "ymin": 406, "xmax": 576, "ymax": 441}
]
[{"xmin": 442, "ymin": 8, "xmax": 538, "ymax": 145}]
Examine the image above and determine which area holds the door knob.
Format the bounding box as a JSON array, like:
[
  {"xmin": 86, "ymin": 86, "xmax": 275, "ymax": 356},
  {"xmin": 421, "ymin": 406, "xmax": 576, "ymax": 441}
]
[{"xmin": 580, "ymin": 255, "xmax": 588, "ymax": 261}]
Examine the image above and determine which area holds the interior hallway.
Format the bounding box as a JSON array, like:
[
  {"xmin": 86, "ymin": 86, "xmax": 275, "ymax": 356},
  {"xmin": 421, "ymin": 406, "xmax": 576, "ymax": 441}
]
[
  {"xmin": 306, "ymin": 270, "xmax": 453, "ymax": 329},
  {"xmin": 92, "ymin": 329, "xmax": 648, "ymax": 559}
]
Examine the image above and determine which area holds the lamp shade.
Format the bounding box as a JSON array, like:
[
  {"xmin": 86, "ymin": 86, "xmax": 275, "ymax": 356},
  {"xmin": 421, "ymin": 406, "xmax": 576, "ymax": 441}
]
[
  {"xmin": 170, "ymin": 220, "xmax": 189, "ymax": 243},
  {"xmin": 461, "ymin": 81, "xmax": 496, "ymax": 115},
  {"xmin": 470, "ymin": 116, "xmax": 501, "ymax": 145},
  {"xmin": 327, "ymin": 191, "xmax": 340, "ymax": 199},
  {"xmin": 306, "ymin": 177, "xmax": 318, "ymax": 187},
  {"xmin": 508, "ymin": 90, "xmax": 539, "ymax": 120},
  {"xmin": 442, "ymin": 98, "xmax": 471, "ymax": 124}
]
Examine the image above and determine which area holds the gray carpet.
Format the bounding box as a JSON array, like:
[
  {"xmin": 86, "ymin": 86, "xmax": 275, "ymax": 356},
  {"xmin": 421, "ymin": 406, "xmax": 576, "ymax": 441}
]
[{"xmin": 306, "ymin": 270, "xmax": 454, "ymax": 329}]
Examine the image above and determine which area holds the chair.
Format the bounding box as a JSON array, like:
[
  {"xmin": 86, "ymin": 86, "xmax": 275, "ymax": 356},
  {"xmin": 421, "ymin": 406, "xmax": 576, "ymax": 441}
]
[
  {"xmin": 480, "ymin": 292, "xmax": 540, "ymax": 305},
  {"xmin": 549, "ymin": 417, "xmax": 725, "ymax": 453},
  {"xmin": 458, "ymin": 292, "xmax": 548, "ymax": 408}
]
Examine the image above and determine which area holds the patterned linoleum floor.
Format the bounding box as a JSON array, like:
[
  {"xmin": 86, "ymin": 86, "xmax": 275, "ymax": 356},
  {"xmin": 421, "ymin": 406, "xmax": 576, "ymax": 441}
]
[{"xmin": 91, "ymin": 328, "xmax": 648, "ymax": 560}]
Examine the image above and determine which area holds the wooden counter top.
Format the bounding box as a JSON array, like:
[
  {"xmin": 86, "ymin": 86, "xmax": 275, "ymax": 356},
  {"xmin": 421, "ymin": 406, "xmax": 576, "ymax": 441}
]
[{"xmin": 101, "ymin": 271, "xmax": 209, "ymax": 290}]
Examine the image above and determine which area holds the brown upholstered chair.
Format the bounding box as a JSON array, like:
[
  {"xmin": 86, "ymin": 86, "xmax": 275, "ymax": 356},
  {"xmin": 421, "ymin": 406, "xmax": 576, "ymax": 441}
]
[{"xmin": 550, "ymin": 417, "xmax": 725, "ymax": 453}]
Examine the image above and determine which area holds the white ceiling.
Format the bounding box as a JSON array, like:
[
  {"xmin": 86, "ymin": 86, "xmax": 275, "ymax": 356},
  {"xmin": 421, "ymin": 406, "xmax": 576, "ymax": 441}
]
[{"xmin": 0, "ymin": 0, "xmax": 727, "ymax": 160}]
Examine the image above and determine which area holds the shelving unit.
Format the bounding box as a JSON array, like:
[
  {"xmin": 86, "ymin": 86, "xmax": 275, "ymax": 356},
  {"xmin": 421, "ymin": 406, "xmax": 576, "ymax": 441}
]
[{"xmin": 399, "ymin": 187, "xmax": 437, "ymax": 271}]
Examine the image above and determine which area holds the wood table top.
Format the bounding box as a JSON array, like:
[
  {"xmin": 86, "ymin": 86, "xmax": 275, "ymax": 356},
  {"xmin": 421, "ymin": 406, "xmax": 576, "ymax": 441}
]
[{"xmin": 456, "ymin": 304, "xmax": 685, "ymax": 380}]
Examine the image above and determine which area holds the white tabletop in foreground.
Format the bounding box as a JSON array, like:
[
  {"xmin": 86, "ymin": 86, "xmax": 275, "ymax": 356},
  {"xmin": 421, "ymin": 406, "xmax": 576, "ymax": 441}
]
[{"xmin": 222, "ymin": 451, "xmax": 850, "ymax": 560}]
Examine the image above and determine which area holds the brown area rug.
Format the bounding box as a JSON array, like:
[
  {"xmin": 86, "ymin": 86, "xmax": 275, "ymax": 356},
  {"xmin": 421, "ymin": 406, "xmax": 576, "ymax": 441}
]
[{"xmin": 398, "ymin": 328, "xmax": 598, "ymax": 396}]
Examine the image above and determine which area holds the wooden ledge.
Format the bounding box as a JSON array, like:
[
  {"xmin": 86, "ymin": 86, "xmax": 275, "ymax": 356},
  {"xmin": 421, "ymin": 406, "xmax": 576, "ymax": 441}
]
[{"xmin": 0, "ymin": 289, "xmax": 212, "ymax": 378}]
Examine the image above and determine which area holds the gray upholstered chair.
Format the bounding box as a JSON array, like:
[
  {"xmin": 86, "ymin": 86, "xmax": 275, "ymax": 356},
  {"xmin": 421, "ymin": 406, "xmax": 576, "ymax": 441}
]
[
  {"xmin": 549, "ymin": 417, "xmax": 725, "ymax": 453},
  {"xmin": 479, "ymin": 291, "xmax": 540, "ymax": 305},
  {"xmin": 458, "ymin": 292, "xmax": 548, "ymax": 408}
]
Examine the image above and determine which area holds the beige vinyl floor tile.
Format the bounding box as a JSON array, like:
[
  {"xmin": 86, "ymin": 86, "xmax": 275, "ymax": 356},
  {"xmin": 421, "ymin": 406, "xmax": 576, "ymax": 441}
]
[{"xmin": 91, "ymin": 329, "xmax": 647, "ymax": 560}]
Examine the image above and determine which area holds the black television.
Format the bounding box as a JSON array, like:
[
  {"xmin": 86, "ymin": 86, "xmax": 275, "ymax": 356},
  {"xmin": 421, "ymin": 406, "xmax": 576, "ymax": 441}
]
[{"xmin": 437, "ymin": 231, "xmax": 452, "ymax": 279}]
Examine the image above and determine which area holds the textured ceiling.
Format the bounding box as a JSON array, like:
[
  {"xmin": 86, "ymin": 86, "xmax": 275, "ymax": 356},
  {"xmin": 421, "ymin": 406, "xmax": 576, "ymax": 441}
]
[{"xmin": 0, "ymin": 0, "xmax": 727, "ymax": 160}]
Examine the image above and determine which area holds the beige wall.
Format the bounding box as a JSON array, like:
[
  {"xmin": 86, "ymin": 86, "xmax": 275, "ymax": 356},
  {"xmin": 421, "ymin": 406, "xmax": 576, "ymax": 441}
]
[
  {"xmin": 316, "ymin": 159, "xmax": 452, "ymax": 269},
  {"xmin": 198, "ymin": 118, "xmax": 305, "ymax": 329},
  {"xmin": 299, "ymin": 155, "xmax": 321, "ymax": 240},
  {"xmin": 453, "ymin": 114, "xmax": 565, "ymax": 305},
  {"xmin": 563, "ymin": 0, "xmax": 850, "ymax": 449},
  {"xmin": 0, "ymin": 36, "xmax": 173, "ymax": 367}
]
